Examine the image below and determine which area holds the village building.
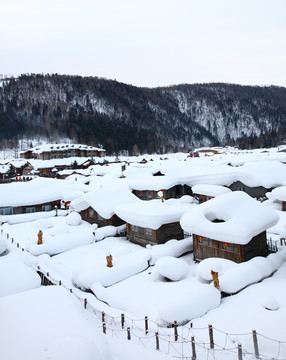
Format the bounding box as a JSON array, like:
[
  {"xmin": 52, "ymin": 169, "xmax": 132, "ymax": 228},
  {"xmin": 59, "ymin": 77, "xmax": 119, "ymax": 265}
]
[
  {"xmin": 20, "ymin": 144, "xmax": 106, "ymax": 160},
  {"xmin": 115, "ymin": 198, "xmax": 194, "ymax": 247},
  {"xmin": 70, "ymin": 182, "xmax": 139, "ymax": 228},
  {"xmin": 0, "ymin": 178, "xmax": 86, "ymax": 218},
  {"xmin": 180, "ymin": 191, "xmax": 279, "ymax": 263},
  {"xmin": 129, "ymin": 174, "xmax": 192, "ymax": 201},
  {"xmin": 192, "ymin": 184, "xmax": 231, "ymax": 203}
]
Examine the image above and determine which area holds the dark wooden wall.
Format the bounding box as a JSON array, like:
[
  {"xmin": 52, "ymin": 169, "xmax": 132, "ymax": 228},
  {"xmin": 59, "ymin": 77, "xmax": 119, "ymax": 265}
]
[{"xmin": 193, "ymin": 231, "xmax": 267, "ymax": 263}]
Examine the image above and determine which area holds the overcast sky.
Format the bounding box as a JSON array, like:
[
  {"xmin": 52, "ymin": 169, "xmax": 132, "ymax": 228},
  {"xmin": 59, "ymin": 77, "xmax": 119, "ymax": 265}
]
[{"xmin": 1, "ymin": 0, "xmax": 285, "ymax": 88}]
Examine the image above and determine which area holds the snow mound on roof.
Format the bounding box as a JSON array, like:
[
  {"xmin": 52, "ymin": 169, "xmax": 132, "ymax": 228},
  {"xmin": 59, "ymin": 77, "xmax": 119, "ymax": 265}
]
[
  {"xmin": 180, "ymin": 191, "xmax": 279, "ymax": 245},
  {"xmin": 192, "ymin": 184, "xmax": 231, "ymax": 197},
  {"xmin": 66, "ymin": 212, "xmax": 81, "ymax": 226},
  {"xmin": 155, "ymin": 257, "xmax": 189, "ymax": 281}
]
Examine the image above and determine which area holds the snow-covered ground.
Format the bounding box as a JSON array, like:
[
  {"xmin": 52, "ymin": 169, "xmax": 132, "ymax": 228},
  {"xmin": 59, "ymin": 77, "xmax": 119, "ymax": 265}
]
[{"xmin": 1, "ymin": 146, "xmax": 286, "ymax": 359}]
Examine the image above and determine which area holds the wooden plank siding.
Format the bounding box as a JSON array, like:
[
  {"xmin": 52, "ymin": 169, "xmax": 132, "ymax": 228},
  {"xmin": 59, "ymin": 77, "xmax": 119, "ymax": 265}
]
[
  {"xmin": 0, "ymin": 200, "xmax": 60, "ymax": 216},
  {"xmin": 133, "ymin": 185, "xmax": 192, "ymax": 201},
  {"xmin": 127, "ymin": 222, "xmax": 184, "ymax": 247},
  {"xmin": 80, "ymin": 206, "xmax": 125, "ymax": 227},
  {"xmin": 193, "ymin": 231, "xmax": 268, "ymax": 263}
]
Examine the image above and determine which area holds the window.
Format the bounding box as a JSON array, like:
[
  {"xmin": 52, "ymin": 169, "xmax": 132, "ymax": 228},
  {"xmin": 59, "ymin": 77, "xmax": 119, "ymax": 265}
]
[
  {"xmin": 26, "ymin": 207, "xmax": 36, "ymax": 213},
  {"xmin": 88, "ymin": 208, "xmax": 95, "ymax": 218},
  {"xmin": 145, "ymin": 228, "xmax": 153, "ymax": 236},
  {"xmin": 42, "ymin": 204, "xmax": 52, "ymax": 212},
  {"xmin": 0, "ymin": 207, "xmax": 13, "ymax": 215},
  {"xmin": 237, "ymin": 186, "xmax": 244, "ymax": 191},
  {"xmin": 222, "ymin": 242, "xmax": 237, "ymax": 252}
]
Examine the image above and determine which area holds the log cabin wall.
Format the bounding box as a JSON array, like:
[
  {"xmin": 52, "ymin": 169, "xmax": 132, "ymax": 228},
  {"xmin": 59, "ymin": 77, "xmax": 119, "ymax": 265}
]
[
  {"xmin": 0, "ymin": 200, "xmax": 60, "ymax": 216},
  {"xmin": 80, "ymin": 207, "xmax": 124, "ymax": 227},
  {"xmin": 193, "ymin": 230, "xmax": 268, "ymax": 263},
  {"xmin": 127, "ymin": 222, "xmax": 184, "ymax": 247}
]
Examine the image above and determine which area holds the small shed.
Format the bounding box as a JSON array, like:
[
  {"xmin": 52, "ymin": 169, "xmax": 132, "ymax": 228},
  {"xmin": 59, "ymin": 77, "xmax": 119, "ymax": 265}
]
[
  {"xmin": 180, "ymin": 191, "xmax": 279, "ymax": 263},
  {"xmin": 115, "ymin": 198, "xmax": 194, "ymax": 247},
  {"xmin": 70, "ymin": 183, "xmax": 139, "ymax": 228},
  {"xmin": 192, "ymin": 184, "xmax": 231, "ymax": 203}
]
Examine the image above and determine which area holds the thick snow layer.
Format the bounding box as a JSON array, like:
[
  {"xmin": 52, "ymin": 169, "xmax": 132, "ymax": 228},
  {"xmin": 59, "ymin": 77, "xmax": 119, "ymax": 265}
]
[
  {"xmin": 128, "ymin": 174, "xmax": 177, "ymax": 191},
  {"xmin": 74, "ymin": 252, "xmax": 151, "ymax": 289},
  {"xmin": 192, "ymin": 184, "xmax": 231, "ymax": 197},
  {"xmin": 28, "ymin": 228, "xmax": 94, "ymax": 256},
  {"xmin": 66, "ymin": 211, "xmax": 81, "ymax": 226},
  {"xmin": 271, "ymin": 185, "xmax": 286, "ymax": 201},
  {"xmin": 0, "ymin": 286, "xmax": 110, "ymax": 360},
  {"xmin": 0, "ymin": 237, "xmax": 7, "ymax": 254},
  {"xmin": 180, "ymin": 191, "xmax": 279, "ymax": 244},
  {"xmin": 219, "ymin": 251, "xmax": 286, "ymax": 294},
  {"xmin": 0, "ymin": 177, "xmax": 85, "ymax": 207},
  {"xmin": 0, "ymin": 252, "xmax": 41, "ymax": 296},
  {"xmin": 147, "ymin": 238, "xmax": 193, "ymax": 265},
  {"xmin": 116, "ymin": 198, "xmax": 194, "ymax": 230},
  {"xmin": 197, "ymin": 257, "xmax": 237, "ymax": 281},
  {"xmin": 71, "ymin": 182, "xmax": 140, "ymax": 219},
  {"xmin": 158, "ymin": 284, "xmax": 221, "ymax": 324},
  {"xmin": 155, "ymin": 256, "xmax": 189, "ymax": 281}
]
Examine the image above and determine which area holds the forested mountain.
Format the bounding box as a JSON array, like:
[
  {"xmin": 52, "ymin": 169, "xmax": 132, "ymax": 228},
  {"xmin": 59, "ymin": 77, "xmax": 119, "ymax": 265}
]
[{"xmin": 0, "ymin": 74, "xmax": 286, "ymax": 155}]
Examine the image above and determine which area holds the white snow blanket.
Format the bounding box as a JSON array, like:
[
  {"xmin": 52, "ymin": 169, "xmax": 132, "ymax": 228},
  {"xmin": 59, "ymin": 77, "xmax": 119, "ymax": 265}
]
[
  {"xmin": 192, "ymin": 184, "xmax": 231, "ymax": 197},
  {"xmin": 180, "ymin": 191, "xmax": 279, "ymax": 244},
  {"xmin": 75, "ymin": 252, "xmax": 151, "ymax": 289},
  {"xmin": 116, "ymin": 198, "xmax": 194, "ymax": 230},
  {"xmin": 28, "ymin": 228, "xmax": 94, "ymax": 256},
  {"xmin": 0, "ymin": 252, "xmax": 41, "ymax": 297},
  {"xmin": 0, "ymin": 286, "xmax": 111, "ymax": 360}
]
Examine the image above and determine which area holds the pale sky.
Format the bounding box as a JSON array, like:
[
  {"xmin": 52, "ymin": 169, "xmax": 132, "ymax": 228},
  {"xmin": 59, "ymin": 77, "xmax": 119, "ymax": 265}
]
[{"xmin": 1, "ymin": 0, "xmax": 285, "ymax": 88}]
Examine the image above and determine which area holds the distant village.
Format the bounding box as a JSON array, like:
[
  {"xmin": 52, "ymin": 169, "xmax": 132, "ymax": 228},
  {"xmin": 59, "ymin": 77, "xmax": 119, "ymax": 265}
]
[{"xmin": 1, "ymin": 143, "xmax": 286, "ymax": 359}]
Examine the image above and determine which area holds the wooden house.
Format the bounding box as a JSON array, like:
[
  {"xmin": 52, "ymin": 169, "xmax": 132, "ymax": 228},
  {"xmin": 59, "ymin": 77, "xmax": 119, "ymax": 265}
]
[
  {"xmin": 70, "ymin": 184, "xmax": 139, "ymax": 228},
  {"xmin": 130, "ymin": 174, "xmax": 192, "ymax": 201},
  {"xmin": 80, "ymin": 206, "xmax": 124, "ymax": 227},
  {"xmin": 192, "ymin": 184, "xmax": 231, "ymax": 203},
  {"xmin": 180, "ymin": 191, "xmax": 279, "ymax": 263},
  {"xmin": 115, "ymin": 199, "xmax": 193, "ymax": 247},
  {"xmin": 20, "ymin": 144, "xmax": 106, "ymax": 160}
]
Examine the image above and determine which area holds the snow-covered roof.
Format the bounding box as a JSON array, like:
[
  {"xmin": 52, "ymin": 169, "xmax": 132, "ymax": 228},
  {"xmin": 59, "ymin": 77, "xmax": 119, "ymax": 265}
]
[
  {"xmin": 270, "ymin": 186, "xmax": 286, "ymax": 201},
  {"xmin": 0, "ymin": 177, "xmax": 86, "ymax": 207},
  {"xmin": 71, "ymin": 183, "xmax": 140, "ymax": 219},
  {"xmin": 129, "ymin": 174, "xmax": 178, "ymax": 191},
  {"xmin": 192, "ymin": 184, "xmax": 231, "ymax": 197},
  {"xmin": 115, "ymin": 198, "xmax": 195, "ymax": 230},
  {"xmin": 180, "ymin": 191, "xmax": 279, "ymax": 245}
]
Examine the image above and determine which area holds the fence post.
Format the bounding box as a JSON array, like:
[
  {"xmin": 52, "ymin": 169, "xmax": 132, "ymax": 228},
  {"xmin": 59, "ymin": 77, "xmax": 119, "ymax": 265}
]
[
  {"xmin": 58, "ymin": 280, "xmax": 62, "ymax": 286},
  {"xmin": 191, "ymin": 336, "xmax": 196, "ymax": 360},
  {"xmin": 103, "ymin": 323, "xmax": 106, "ymax": 334},
  {"xmin": 12, "ymin": 238, "xmax": 14, "ymax": 243},
  {"xmin": 208, "ymin": 324, "xmax": 214, "ymax": 349},
  {"xmin": 102, "ymin": 312, "xmax": 105, "ymax": 324},
  {"xmin": 127, "ymin": 327, "xmax": 131, "ymax": 340},
  {"xmin": 238, "ymin": 343, "xmax": 243, "ymax": 360},
  {"xmin": 17, "ymin": 243, "xmax": 19, "ymax": 248},
  {"xmin": 121, "ymin": 313, "xmax": 125, "ymax": 329},
  {"xmin": 174, "ymin": 321, "xmax": 178, "ymax": 341},
  {"xmin": 7, "ymin": 233, "xmax": 9, "ymax": 239},
  {"xmin": 84, "ymin": 298, "xmax": 87, "ymax": 309},
  {"xmin": 252, "ymin": 330, "xmax": 259, "ymax": 359},
  {"xmin": 155, "ymin": 332, "xmax": 160, "ymax": 350},
  {"xmin": 145, "ymin": 316, "xmax": 148, "ymax": 335}
]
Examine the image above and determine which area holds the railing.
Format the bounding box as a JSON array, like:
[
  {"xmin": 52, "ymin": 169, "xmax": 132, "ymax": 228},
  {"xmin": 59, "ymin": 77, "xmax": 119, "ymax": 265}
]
[{"xmin": 2, "ymin": 229, "xmax": 286, "ymax": 359}]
